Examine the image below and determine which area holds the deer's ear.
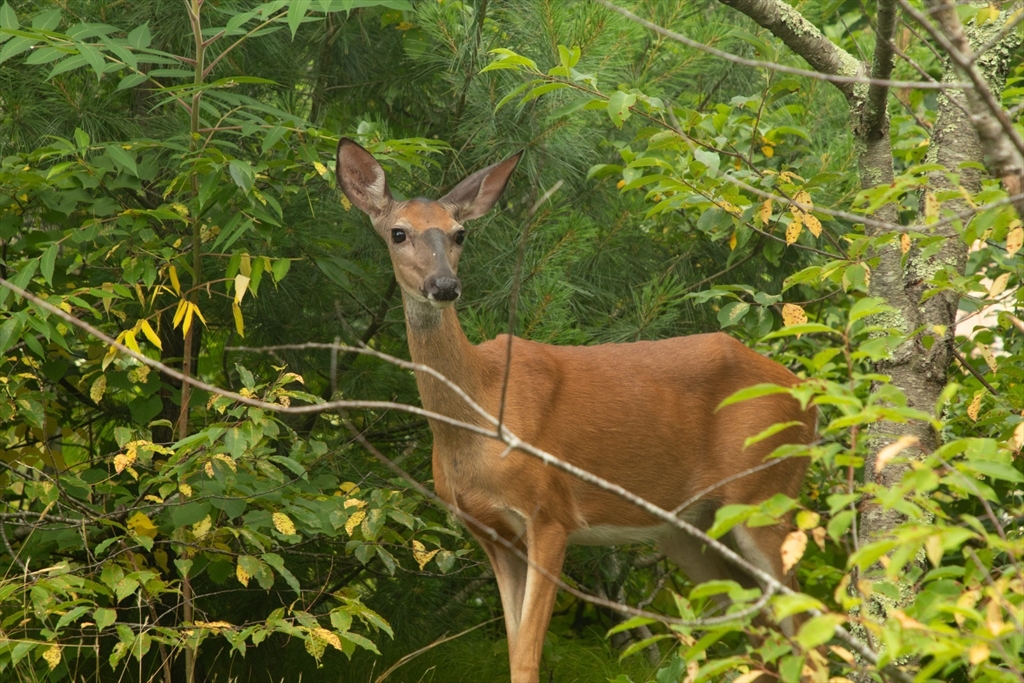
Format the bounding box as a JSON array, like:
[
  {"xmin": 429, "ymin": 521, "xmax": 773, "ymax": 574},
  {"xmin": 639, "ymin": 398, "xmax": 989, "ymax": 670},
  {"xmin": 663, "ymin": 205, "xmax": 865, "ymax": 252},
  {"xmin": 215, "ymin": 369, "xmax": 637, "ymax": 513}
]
[
  {"xmin": 336, "ymin": 138, "xmax": 393, "ymax": 218},
  {"xmin": 440, "ymin": 151, "xmax": 522, "ymax": 222}
]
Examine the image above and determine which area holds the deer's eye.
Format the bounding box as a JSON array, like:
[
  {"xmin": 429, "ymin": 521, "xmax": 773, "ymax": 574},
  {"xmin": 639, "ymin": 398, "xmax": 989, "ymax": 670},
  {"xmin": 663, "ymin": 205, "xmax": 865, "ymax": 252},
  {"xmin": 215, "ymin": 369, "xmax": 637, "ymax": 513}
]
[
  {"xmin": 454, "ymin": 229, "xmax": 466, "ymax": 245},
  {"xmin": 391, "ymin": 228, "xmax": 407, "ymax": 244}
]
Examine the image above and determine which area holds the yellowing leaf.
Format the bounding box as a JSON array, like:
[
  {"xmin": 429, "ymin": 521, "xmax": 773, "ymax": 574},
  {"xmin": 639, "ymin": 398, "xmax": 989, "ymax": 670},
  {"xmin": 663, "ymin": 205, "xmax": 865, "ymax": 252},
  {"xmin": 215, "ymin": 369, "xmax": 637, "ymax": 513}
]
[
  {"xmin": 236, "ymin": 561, "xmax": 250, "ymax": 587},
  {"xmin": 988, "ymin": 273, "xmax": 1010, "ymax": 299},
  {"xmin": 312, "ymin": 627, "xmax": 343, "ymax": 651},
  {"xmin": 976, "ymin": 342, "xmax": 998, "ymax": 373},
  {"xmin": 1012, "ymin": 411, "xmax": 1024, "ymax": 453},
  {"xmin": 204, "ymin": 461, "xmax": 214, "ymax": 477},
  {"xmin": 733, "ymin": 671, "xmax": 766, "ymax": 683},
  {"xmin": 273, "ymin": 512, "xmax": 297, "ymax": 536},
  {"xmin": 127, "ymin": 511, "xmax": 158, "ymax": 539},
  {"xmin": 193, "ymin": 515, "xmax": 212, "ymax": 540},
  {"xmin": 90, "ymin": 374, "xmax": 107, "ymax": 403},
  {"xmin": 874, "ymin": 435, "xmax": 920, "ymax": 472},
  {"xmin": 114, "ymin": 447, "xmax": 137, "ymax": 474},
  {"xmin": 169, "ymin": 265, "xmax": 181, "ymax": 295},
  {"xmin": 758, "ymin": 199, "xmax": 772, "ymax": 225},
  {"xmin": 1006, "ymin": 224, "xmax": 1023, "ymax": 257},
  {"xmin": 967, "ymin": 392, "xmax": 983, "ymax": 422},
  {"xmin": 313, "ymin": 161, "xmax": 328, "ymax": 177},
  {"xmin": 969, "ymin": 643, "xmax": 990, "ymax": 665},
  {"xmin": 900, "ymin": 233, "xmax": 911, "ymax": 254},
  {"xmin": 344, "ymin": 498, "xmax": 367, "ymax": 509},
  {"xmin": 924, "ymin": 191, "xmax": 938, "ymax": 223},
  {"xmin": 793, "ymin": 190, "xmax": 812, "ymax": 212},
  {"xmin": 986, "ymin": 598, "xmax": 1005, "ymax": 635},
  {"xmin": 804, "ymin": 213, "xmax": 822, "ymax": 238},
  {"xmin": 780, "ymin": 530, "xmax": 807, "ymax": 574},
  {"xmin": 761, "ymin": 146, "xmax": 774, "ymax": 158},
  {"xmin": 786, "ymin": 215, "xmax": 802, "ymax": 245},
  {"xmin": 172, "ymin": 299, "xmax": 188, "ymax": 329},
  {"xmin": 345, "ymin": 510, "xmax": 366, "ymax": 536},
  {"xmin": 729, "ymin": 231, "xmax": 737, "ymax": 251},
  {"xmin": 232, "ymin": 302, "xmax": 245, "ymax": 338},
  {"xmin": 42, "ymin": 646, "xmax": 61, "ymax": 671},
  {"xmin": 179, "ymin": 482, "xmax": 193, "ymax": 497},
  {"xmin": 123, "ymin": 330, "xmax": 141, "ymax": 355},
  {"xmin": 782, "ymin": 303, "xmax": 807, "ymax": 326},
  {"xmin": 925, "ymin": 534, "xmax": 943, "ymax": 568},
  {"xmin": 234, "ymin": 274, "xmax": 251, "ymax": 305},
  {"xmin": 340, "ymin": 195, "xmax": 352, "ymax": 211},
  {"xmin": 139, "ymin": 319, "xmax": 163, "ymax": 350},
  {"xmin": 412, "ymin": 540, "xmax": 439, "ymax": 570},
  {"xmin": 796, "ymin": 510, "xmax": 820, "ymax": 530}
]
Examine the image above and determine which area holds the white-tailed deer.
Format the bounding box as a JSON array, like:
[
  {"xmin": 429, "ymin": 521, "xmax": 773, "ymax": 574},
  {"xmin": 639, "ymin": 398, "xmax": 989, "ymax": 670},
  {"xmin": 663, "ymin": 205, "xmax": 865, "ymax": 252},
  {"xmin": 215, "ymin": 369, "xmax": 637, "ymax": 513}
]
[{"xmin": 336, "ymin": 138, "xmax": 816, "ymax": 683}]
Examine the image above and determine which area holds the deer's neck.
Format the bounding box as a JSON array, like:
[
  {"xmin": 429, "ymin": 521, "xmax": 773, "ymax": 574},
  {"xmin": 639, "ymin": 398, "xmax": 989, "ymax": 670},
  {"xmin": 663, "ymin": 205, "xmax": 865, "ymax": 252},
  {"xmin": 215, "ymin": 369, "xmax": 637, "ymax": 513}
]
[{"xmin": 403, "ymin": 295, "xmax": 486, "ymax": 424}]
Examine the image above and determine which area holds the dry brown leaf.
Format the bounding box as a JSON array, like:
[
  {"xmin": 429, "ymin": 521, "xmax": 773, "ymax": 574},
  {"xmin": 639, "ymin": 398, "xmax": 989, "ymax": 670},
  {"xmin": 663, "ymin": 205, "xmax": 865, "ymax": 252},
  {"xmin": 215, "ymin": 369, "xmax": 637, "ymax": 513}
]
[
  {"xmin": 829, "ymin": 646, "xmax": 856, "ymax": 665},
  {"xmin": 758, "ymin": 199, "xmax": 772, "ymax": 225},
  {"xmin": 786, "ymin": 215, "xmax": 803, "ymax": 245},
  {"xmin": 900, "ymin": 233, "xmax": 911, "ymax": 254},
  {"xmin": 968, "ymin": 392, "xmax": 983, "ymax": 422},
  {"xmin": 780, "ymin": 530, "xmax": 808, "ymax": 574},
  {"xmin": 782, "ymin": 303, "xmax": 807, "ymax": 326},
  {"xmin": 988, "ymin": 272, "xmax": 1010, "ymax": 299},
  {"xmin": 874, "ymin": 435, "xmax": 920, "ymax": 472},
  {"xmin": 891, "ymin": 609, "xmax": 926, "ymax": 630},
  {"xmin": 1006, "ymin": 224, "xmax": 1023, "ymax": 257},
  {"xmin": 811, "ymin": 526, "xmax": 827, "ymax": 551}
]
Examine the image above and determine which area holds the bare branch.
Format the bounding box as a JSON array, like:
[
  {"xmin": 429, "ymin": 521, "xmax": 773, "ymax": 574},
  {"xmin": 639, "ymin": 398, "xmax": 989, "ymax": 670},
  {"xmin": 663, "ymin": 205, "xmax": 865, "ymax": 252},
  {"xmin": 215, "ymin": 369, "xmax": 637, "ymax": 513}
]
[{"xmin": 591, "ymin": 0, "xmax": 970, "ymax": 94}]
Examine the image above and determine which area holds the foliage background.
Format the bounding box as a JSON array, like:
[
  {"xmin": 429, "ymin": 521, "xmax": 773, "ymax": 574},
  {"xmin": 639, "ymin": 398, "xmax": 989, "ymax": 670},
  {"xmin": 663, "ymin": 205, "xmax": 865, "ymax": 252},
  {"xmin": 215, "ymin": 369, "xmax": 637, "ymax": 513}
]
[{"xmin": 0, "ymin": 0, "xmax": 1021, "ymax": 682}]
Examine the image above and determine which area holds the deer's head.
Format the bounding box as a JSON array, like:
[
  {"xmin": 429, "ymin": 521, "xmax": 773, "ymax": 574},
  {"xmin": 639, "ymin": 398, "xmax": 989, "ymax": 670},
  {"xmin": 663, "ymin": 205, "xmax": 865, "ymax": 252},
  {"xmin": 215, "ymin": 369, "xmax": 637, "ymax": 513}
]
[{"xmin": 336, "ymin": 138, "xmax": 521, "ymax": 308}]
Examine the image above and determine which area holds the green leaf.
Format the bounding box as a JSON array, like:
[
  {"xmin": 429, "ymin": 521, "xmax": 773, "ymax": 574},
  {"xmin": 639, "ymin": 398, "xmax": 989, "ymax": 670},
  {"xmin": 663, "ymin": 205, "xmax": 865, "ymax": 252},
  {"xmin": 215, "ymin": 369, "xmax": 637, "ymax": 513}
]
[
  {"xmin": 287, "ymin": 0, "xmax": 310, "ymax": 39},
  {"xmin": 0, "ymin": 315, "xmax": 23, "ymax": 354},
  {"xmin": 0, "ymin": 2, "xmax": 18, "ymax": 31},
  {"xmin": 797, "ymin": 614, "xmax": 842, "ymax": 649},
  {"xmin": 94, "ymin": 607, "xmax": 117, "ymax": 631},
  {"xmin": 961, "ymin": 460, "xmax": 1023, "ymax": 483},
  {"xmin": 116, "ymin": 72, "xmax": 149, "ymax": 90},
  {"xmin": 743, "ymin": 421, "xmax": 805, "ymax": 448},
  {"xmin": 762, "ymin": 323, "xmax": 840, "ymax": 339},
  {"xmin": 126, "ymin": 23, "xmax": 151, "ymax": 49},
  {"xmin": 718, "ymin": 383, "xmax": 790, "ymax": 410},
  {"xmin": 717, "ymin": 301, "xmax": 750, "ymax": 328},
  {"xmin": 105, "ymin": 144, "xmax": 137, "ymax": 176},
  {"xmin": 606, "ymin": 90, "xmax": 636, "ymax": 127},
  {"xmin": 607, "ymin": 616, "xmax": 656, "ymax": 637},
  {"xmin": 229, "ymin": 159, "xmax": 255, "ymax": 193},
  {"xmin": 262, "ymin": 552, "xmax": 301, "ymax": 595},
  {"xmin": 271, "ymin": 258, "xmax": 291, "ymax": 283},
  {"xmin": 56, "ymin": 605, "xmax": 91, "ymax": 630}
]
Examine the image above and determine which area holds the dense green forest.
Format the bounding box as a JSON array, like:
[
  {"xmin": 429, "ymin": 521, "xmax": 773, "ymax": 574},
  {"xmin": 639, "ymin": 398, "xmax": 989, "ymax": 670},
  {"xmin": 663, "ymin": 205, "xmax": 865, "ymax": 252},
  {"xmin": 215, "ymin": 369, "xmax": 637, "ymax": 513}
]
[{"xmin": 0, "ymin": 0, "xmax": 1021, "ymax": 681}]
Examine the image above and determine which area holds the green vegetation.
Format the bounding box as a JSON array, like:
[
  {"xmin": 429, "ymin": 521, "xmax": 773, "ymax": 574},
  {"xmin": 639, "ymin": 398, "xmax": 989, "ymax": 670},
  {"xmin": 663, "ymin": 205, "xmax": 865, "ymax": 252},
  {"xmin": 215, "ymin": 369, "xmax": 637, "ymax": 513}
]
[{"xmin": 1, "ymin": 1, "xmax": 1021, "ymax": 682}]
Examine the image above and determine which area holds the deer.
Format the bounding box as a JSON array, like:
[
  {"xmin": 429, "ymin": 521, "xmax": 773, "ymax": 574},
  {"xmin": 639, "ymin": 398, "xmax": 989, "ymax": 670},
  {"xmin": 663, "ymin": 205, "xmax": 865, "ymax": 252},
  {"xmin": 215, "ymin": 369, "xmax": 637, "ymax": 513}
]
[{"xmin": 335, "ymin": 137, "xmax": 817, "ymax": 683}]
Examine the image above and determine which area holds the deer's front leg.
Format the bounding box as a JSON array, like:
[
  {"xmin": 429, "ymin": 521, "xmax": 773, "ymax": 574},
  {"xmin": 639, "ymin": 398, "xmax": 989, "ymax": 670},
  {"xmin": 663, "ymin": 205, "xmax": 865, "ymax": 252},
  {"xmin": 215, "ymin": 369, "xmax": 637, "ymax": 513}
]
[{"xmin": 510, "ymin": 520, "xmax": 568, "ymax": 683}]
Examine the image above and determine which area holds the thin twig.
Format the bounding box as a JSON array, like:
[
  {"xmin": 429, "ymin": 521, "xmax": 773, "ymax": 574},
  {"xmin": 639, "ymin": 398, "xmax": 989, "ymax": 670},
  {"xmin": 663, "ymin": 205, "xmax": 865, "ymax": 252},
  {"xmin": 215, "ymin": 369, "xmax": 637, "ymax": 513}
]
[{"xmin": 497, "ymin": 180, "xmax": 563, "ymax": 437}]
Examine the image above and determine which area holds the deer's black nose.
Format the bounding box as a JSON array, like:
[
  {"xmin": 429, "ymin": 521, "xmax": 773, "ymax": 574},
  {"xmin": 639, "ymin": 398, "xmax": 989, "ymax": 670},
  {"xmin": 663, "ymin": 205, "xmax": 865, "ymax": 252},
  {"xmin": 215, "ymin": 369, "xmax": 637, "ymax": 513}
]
[{"xmin": 425, "ymin": 275, "xmax": 461, "ymax": 302}]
